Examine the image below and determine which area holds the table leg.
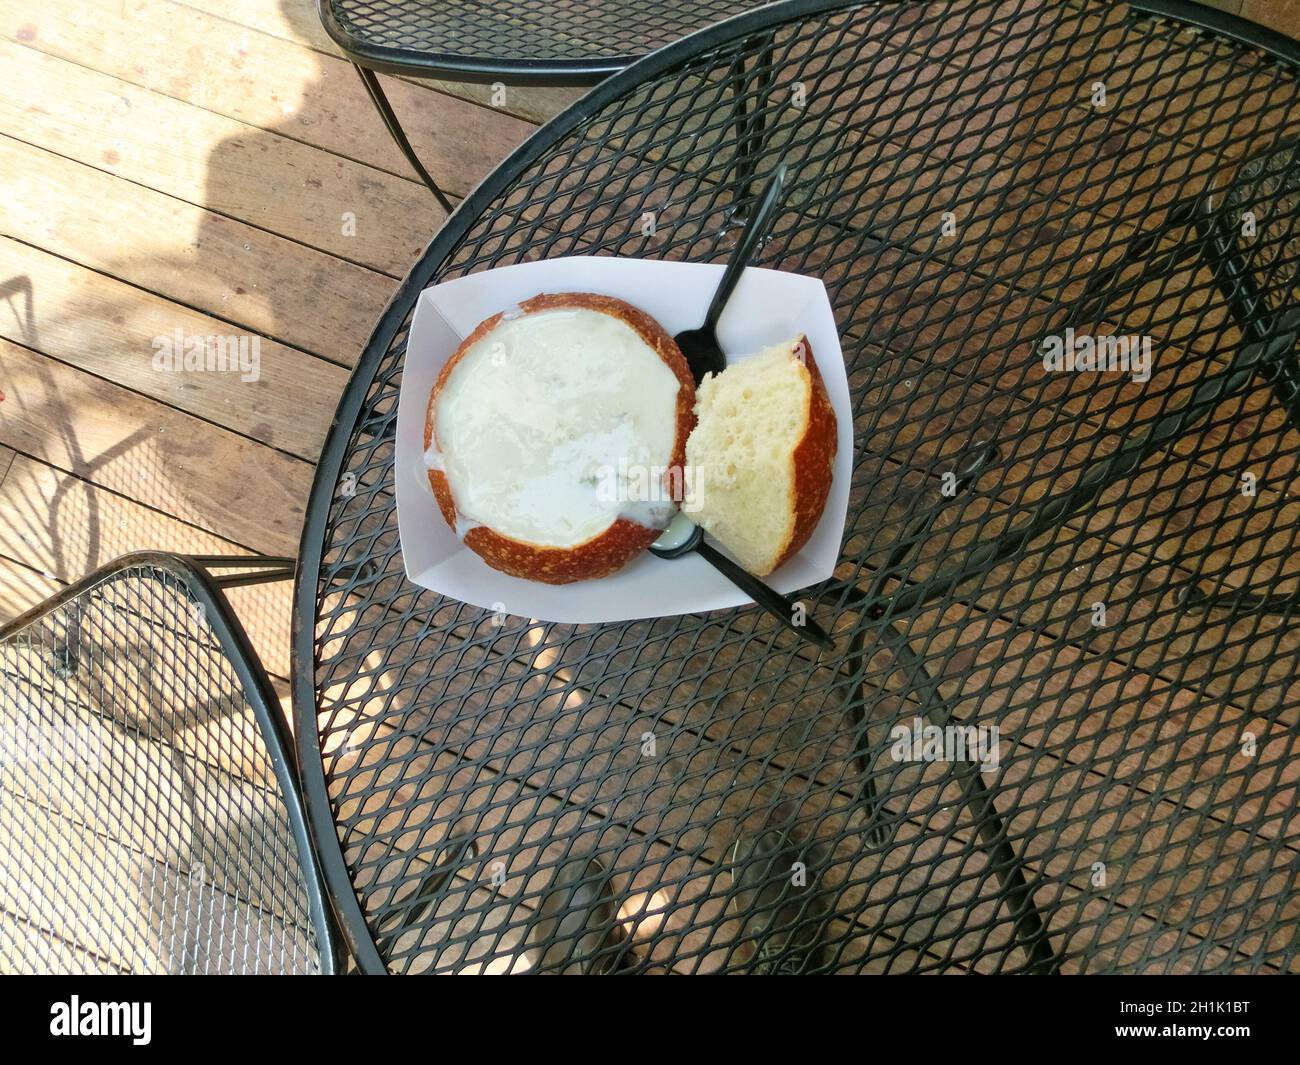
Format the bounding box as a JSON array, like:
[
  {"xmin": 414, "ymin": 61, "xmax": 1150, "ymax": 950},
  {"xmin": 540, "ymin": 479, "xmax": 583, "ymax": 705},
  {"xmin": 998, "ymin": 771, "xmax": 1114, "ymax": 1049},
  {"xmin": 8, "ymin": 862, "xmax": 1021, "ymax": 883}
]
[
  {"xmin": 353, "ymin": 63, "xmax": 455, "ymax": 215},
  {"xmin": 839, "ymin": 443, "xmax": 999, "ymax": 846},
  {"xmin": 1194, "ymin": 214, "xmax": 1300, "ymax": 429},
  {"xmin": 878, "ymin": 630, "xmax": 1059, "ymax": 974}
]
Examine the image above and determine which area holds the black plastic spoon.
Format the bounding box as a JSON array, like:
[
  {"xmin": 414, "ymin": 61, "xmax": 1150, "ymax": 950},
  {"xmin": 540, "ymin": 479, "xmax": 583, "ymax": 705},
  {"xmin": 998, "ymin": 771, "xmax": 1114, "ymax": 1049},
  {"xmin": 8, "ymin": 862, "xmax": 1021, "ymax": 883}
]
[{"xmin": 651, "ymin": 512, "xmax": 831, "ymax": 649}]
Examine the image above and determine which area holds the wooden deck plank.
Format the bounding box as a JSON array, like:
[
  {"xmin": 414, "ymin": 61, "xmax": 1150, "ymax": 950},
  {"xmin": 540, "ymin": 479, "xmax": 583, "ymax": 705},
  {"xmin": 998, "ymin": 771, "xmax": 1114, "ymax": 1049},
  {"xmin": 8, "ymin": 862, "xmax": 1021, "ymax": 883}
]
[
  {"xmin": 0, "ymin": 645, "xmax": 298, "ymax": 905},
  {"xmin": 0, "ymin": 788, "xmax": 316, "ymax": 972},
  {"xmin": 0, "ymin": 337, "xmax": 312, "ymax": 555},
  {"xmin": 3, "ymin": 0, "xmax": 538, "ymax": 197},
  {"xmin": 0, "ymin": 236, "xmax": 346, "ymax": 460},
  {"xmin": 0, "ymin": 134, "xmax": 393, "ymax": 364},
  {"xmin": 0, "ymin": 910, "xmax": 126, "ymax": 974},
  {"xmin": 0, "ymin": 39, "xmax": 441, "ymax": 276},
  {"xmin": 0, "ymin": 554, "xmax": 62, "ymax": 619}
]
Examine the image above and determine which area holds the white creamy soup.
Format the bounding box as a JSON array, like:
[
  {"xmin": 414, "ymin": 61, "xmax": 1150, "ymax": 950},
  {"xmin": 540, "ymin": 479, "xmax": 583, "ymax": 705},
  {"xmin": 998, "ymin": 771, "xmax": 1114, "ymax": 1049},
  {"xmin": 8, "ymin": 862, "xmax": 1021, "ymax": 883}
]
[{"xmin": 433, "ymin": 308, "xmax": 682, "ymax": 548}]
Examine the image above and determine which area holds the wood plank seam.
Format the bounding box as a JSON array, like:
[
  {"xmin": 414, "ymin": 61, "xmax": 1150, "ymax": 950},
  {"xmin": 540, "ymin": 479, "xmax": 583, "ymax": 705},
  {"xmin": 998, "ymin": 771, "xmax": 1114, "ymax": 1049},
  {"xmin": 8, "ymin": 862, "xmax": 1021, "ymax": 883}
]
[
  {"xmin": 0, "ymin": 126, "xmax": 430, "ymax": 283},
  {"xmin": 0, "ymin": 41, "xmax": 447, "ymax": 277},
  {"xmin": 0, "ymin": 29, "xmax": 462, "ymax": 194},
  {"xmin": 0, "ymin": 225, "xmax": 358, "ymax": 371},
  {"xmin": 0, "ymin": 332, "xmax": 324, "ymax": 465}
]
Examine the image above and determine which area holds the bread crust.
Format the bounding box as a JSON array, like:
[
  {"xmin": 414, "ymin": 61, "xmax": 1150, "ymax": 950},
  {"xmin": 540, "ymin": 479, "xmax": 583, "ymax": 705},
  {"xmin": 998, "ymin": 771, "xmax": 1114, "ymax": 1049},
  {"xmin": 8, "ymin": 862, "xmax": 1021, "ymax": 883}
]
[
  {"xmin": 425, "ymin": 292, "xmax": 695, "ymax": 584},
  {"xmin": 769, "ymin": 336, "xmax": 838, "ymax": 574}
]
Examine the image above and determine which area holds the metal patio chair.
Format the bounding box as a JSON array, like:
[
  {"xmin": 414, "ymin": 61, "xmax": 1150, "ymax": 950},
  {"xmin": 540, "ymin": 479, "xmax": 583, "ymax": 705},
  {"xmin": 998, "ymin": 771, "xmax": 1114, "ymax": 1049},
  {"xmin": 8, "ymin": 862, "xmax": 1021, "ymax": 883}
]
[{"xmin": 0, "ymin": 553, "xmax": 342, "ymax": 974}]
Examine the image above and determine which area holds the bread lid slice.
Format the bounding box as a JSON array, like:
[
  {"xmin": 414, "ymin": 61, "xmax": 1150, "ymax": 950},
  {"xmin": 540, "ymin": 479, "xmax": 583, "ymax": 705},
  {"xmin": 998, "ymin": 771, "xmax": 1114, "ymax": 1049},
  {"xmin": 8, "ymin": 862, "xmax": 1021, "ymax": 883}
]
[
  {"xmin": 425, "ymin": 293, "xmax": 695, "ymax": 584},
  {"xmin": 685, "ymin": 335, "xmax": 837, "ymax": 576}
]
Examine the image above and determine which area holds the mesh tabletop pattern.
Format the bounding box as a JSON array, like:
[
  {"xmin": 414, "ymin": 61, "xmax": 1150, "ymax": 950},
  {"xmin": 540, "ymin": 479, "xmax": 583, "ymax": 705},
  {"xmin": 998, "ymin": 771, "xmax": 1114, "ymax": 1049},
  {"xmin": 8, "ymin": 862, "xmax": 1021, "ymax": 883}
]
[
  {"xmin": 0, "ymin": 562, "xmax": 326, "ymax": 974},
  {"xmin": 321, "ymin": 0, "xmax": 762, "ymax": 76},
  {"xmin": 299, "ymin": 0, "xmax": 1300, "ymax": 974}
]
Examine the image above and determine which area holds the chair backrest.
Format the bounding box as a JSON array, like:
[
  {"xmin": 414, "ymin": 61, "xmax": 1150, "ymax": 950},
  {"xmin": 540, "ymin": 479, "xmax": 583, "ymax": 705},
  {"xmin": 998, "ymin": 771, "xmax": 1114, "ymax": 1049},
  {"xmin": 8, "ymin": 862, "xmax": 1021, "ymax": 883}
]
[{"xmin": 0, "ymin": 555, "xmax": 339, "ymax": 974}]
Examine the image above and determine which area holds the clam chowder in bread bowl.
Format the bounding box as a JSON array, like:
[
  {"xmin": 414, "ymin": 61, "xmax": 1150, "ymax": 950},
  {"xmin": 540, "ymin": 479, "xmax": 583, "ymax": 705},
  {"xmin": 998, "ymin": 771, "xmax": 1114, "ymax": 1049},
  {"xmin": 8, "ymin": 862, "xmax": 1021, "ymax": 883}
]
[{"xmin": 426, "ymin": 293, "xmax": 695, "ymax": 584}]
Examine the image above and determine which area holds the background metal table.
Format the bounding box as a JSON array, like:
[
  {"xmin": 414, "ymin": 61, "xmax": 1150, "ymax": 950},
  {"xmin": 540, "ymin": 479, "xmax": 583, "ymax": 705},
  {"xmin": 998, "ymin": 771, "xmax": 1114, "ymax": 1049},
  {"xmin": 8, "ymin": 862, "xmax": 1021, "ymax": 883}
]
[
  {"xmin": 319, "ymin": 0, "xmax": 763, "ymax": 209},
  {"xmin": 296, "ymin": 0, "xmax": 1300, "ymax": 974},
  {"xmin": 319, "ymin": 0, "xmax": 762, "ymax": 81}
]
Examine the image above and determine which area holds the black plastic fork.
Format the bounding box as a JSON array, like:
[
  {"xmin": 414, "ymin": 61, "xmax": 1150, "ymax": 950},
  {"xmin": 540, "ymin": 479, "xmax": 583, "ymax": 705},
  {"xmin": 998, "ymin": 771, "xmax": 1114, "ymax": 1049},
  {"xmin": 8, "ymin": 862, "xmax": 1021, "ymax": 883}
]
[{"xmin": 673, "ymin": 163, "xmax": 787, "ymax": 384}]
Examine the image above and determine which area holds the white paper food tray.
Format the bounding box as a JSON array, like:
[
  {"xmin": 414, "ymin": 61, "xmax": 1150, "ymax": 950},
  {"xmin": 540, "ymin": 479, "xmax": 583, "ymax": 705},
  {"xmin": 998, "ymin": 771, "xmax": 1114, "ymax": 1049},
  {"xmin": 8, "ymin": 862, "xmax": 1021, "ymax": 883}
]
[{"xmin": 394, "ymin": 256, "xmax": 851, "ymax": 624}]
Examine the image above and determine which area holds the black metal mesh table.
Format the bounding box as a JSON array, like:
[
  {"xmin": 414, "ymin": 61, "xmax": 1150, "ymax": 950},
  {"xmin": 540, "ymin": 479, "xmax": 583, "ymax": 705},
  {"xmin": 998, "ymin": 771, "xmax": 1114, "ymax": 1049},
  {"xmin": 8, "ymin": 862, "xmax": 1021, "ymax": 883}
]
[{"xmin": 296, "ymin": 0, "xmax": 1300, "ymax": 974}]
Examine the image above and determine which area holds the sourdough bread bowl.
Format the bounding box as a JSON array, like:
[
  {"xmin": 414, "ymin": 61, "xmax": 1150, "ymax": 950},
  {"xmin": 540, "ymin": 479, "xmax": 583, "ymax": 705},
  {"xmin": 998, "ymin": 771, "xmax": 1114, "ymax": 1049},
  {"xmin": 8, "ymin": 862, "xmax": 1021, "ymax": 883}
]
[
  {"xmin": 425, "ymin": 293, "xmax": 695, "ymax": 584},
  {"xmin": 685, "ymin": 336, "xmax": 837, "ymax": 576}
]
